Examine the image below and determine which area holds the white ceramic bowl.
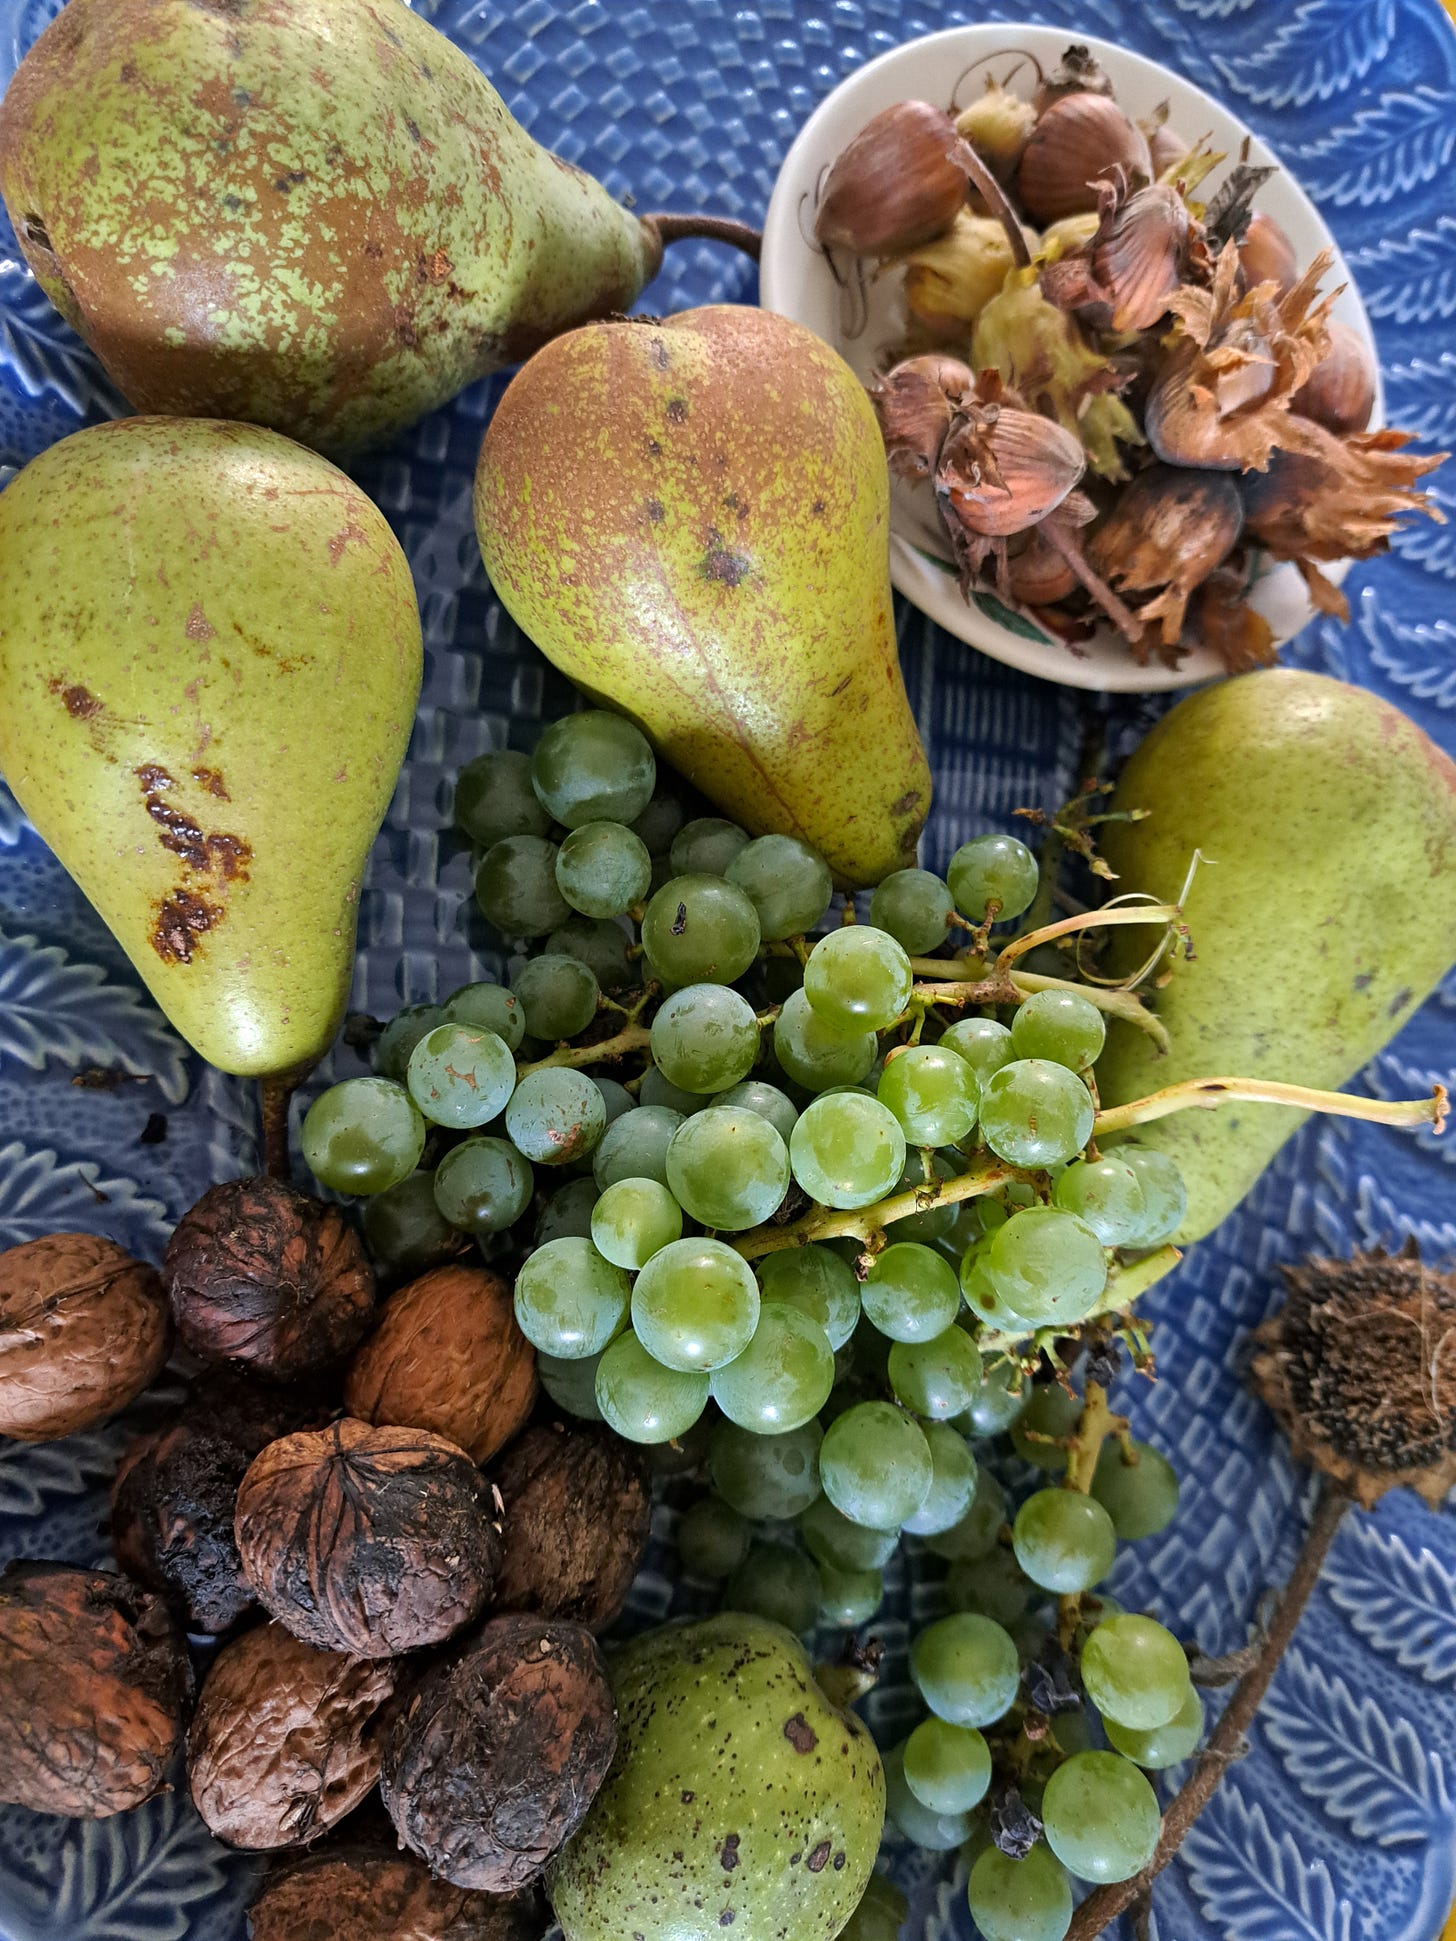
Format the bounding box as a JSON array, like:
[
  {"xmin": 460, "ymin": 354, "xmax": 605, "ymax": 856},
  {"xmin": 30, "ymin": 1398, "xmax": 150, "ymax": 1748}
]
[{"xmin": 760, "ymin": 24, "xmax": 1382, "ymax": 694}]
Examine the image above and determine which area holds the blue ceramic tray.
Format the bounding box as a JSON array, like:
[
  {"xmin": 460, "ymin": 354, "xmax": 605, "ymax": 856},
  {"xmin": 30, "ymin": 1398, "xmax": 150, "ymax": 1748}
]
[{"xmin": 1, "ymin": 3, "xmax": 1454, "ymax": 1939}]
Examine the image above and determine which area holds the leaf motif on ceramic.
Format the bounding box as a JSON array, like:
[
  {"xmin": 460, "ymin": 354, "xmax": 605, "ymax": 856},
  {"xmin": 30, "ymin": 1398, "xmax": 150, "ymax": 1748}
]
[
  {"xmin": 1210, "ymin": 0, "xmax": 1398, "ymax": 111},
  {"xmin": 1183, "ymin": 1782, "xmax": 1354, "ymax": 1941},
  {"xmin": 0, "ymin": 929, "xmax": 190, "ymax": 1104},
  {"xmin": 0, "ymin": 1140, "xmax": 171, "ymax": 1254},
  {"xmin": 1286, "ymin": 86, "xmax": 1456, "ymax": 203},
  {"xmin": 1326, "ymin": 1518, "xmax": 1456, "ymax": 1685}
]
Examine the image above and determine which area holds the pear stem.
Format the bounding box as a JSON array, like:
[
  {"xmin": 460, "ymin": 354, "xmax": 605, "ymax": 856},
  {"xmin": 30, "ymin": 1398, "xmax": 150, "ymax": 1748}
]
[
  {"xmin": 259, "ymin": 1078, "xmax": 294, "ymax": 1181},
  {"xmin": 1094, "ymin": 1076, "xmax": 1449, "ymax": 1138},
  {"xmin": 645, "ymin": 214, "xmax": 763, "ymax": 261}
]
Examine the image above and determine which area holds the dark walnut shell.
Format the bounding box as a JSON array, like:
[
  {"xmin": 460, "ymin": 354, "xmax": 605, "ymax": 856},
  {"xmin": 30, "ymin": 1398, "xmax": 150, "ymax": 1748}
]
[
  {"xmin": 489, "ymin": 1421, "xmax": 650, "ymax": 1629},
  {"xmin": 381, "ymin": 1615, "xmax": 617, "ymax": 1892},
  {"xmin": 164, "ymin": 1176, "xmax": 375, "ymax": 1380},
  {"xmin": 235, "ymin": 1419, "xmax": 500, "ymax": 1658},
  {"xmin": 0, "ymin": 1231, "xmax": 171, "ymax": 1440},
  {"xmin": 344, "ymin": 1266, "xmax": 535, "ymax": 1464},
  {"xmin": 0, "ymin": 1560, "xmax": 193, "ymax": 1817},
  {"xmin": 188, "ymin": 1619, "xmax": 398, "ymax": 1850}
]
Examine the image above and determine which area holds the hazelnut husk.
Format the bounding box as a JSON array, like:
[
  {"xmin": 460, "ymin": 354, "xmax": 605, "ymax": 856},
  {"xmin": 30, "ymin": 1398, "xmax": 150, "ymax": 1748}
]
[
  {"xmin": 0, "ymin": 1561, "xmax": 193, "ymax": 1818},
  {"xmin": 235, "ymin": 1418, "xmax": 500, "ymax": 1658},
  {"xmin": 188, "ymin": 1619, "xmax": 398, "ymax": 1849},
  {"xmin": 489, "ymin": 1421, "xmax": 650, "ymax": 1629},
  {"xmin": 381, "ymin": 1615, "xmax": 617, "ymax": 1892},
  {"xmin": 1251, "ymin": 1246, "xmax": 1456, "ymax": 1508},
  {"xmin": 344, "ymin": 1265, "xmax": 536, "ymax": 1464},
  {"xmin": 164, "ymin": 1176, "xmax": 375, "ymax": 1380},
  {"xmin": 0, "ymin": 1232, "xmax": 171, "ymax": 1441}
]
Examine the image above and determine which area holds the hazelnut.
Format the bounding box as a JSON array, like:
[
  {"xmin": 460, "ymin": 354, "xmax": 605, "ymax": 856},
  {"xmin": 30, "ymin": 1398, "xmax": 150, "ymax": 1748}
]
[
  {"xmin": 164, "ymin": 1176, "xmax": 375, "ymax": 1380},
  {"xmin": 188, "ymin": 1619, "xmax": 397, "ymax": 1849},
  {"xmin": 489, "ymin": 1421, "xmax": 650, "ymax": 1629},
  {"xmin": 381, "ymin": 1615, "xmax": 617, "ymax": 1891},
  {"xmin": 0, "ymin": 1232, "xmax": 171, "ymax": 1440},
  {"xmin": 235, "ymin": 1418, "xmax": 500, "ymax": 1657},
  {"xmin": 0, "ymin": 1561, "xmax": 193, "ymax": 1818},
  {"xmin": 344, "ymin": 1265, "xmax": 535, "ymax": 1464}
]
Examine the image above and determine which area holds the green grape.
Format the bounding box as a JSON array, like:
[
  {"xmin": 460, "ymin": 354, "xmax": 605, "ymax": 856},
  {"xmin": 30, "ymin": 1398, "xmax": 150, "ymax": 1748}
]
[
  {"xmin": 1009, "ymin": 1383, "xmax": 1082, "ymax": 1471},
  {"xmin": 1051, "ymin": 1705, "xmax": 1097, "ymax": 1759},
  {"xmin": 505, "ymin": 1068, "xmax": 607, "ymax": 1166},
  {"xmin": 443, "ymin": 981, "xmax": 525, "ymax": 1050},
  {"xmin": 925, "ymin": 1462, "xmax": 1006, "ymax": 1560},
  {"xmin": 594, "ymin": 1076, "xmax": 634, "ymax": 1125},
  {"xmin": 530, "ymin": 710, "xmax": 656, "ymax": 828},
  {"xmin": 537, "ymin": 1347, "xmax": 604, "ymax": 1421},
  {"xmin": 510, "ymin": 953, "xmax": 600, "ymax": 1041},
  {"xmin": 726, "ymin": 1542, "xmax": 822, "ymax": 1635},
  {"xmin": 1091, "ymin": 1439, "xmax": 1180, "ymax": 1540},
  {"xmin": 475, "ymin": 835, "xmax": 571, "ymax": 938},
  {"xmin": 861, "ymin": 1242, "xmax": 961, "ymax": 1342},
  {"xmin": 903, "ymin": 1717, "xmax": 992, "ymax": 1814},
  {"xmin": 638, "ymin": 1065, "xmax": 709, "ymax": 1116},
  {"xmin": 773, "ymin": 988, "xmax": 878, "ymax": 1092},
  {"xmin": 790, "ymin": 1094, "xmax": 906, "ymax": 1210},
  {"xmin": 514, "ymin": 1236, "xmax": 631, "ymax": 1357},
  {"xmin": 711, "ymin": 1078, "xmax": 799, "ymax": 1144},
  {"xmin": 901, "ymin": 1420, "xmax": 977, "ymax": 1534},
  {"xmin": 534, "ymin": 1175, "xmax": 600, "ymax": 1245},
  {"xmin": 630, "ymin": 791, "xmax": 685, "ymax": 857},
  {"xmin": 946, "ymin": 1543, "xmax": 1032, "ymax": 1627},
  {"xmin": 590, "ymin": 1177, "xmax": 683, "ymax": 1270},
  {"xmin": 361, "ymin": 1171, "xmax": 460, "ymax": 1274},
  {"xmin": 798, "ymin": 1494, "xmax": 897, "ymax": 1572},
  {"xmin": 758, "ymin": 1246, "xmax": 860, "ymax": 1351},
  {"xmin": 650, "ymin": 984, "xmax": 761, "ymax": 1095},
  {"xmin": 911, "ymin": 1612, "xmax": 1020, "ymax": 1727},
  {"xmin": 545, "ymin": 915, "xmax": 637, "ymax": 992},
  {"xmin": 667, "ymin": 1110, "xmax": 789, "ymax": 1231},
  {"xmin": 884, "ymin": 1743, "xmax": 976, "ymax": 1851},
  {"xmin": 677, "ymin": 1494, "xmax": 751, "ymax": 1580},
  {"xmin": 1011, "ymin": 988, "xmax": 1106, "ymax": 1070},
  {"xmin": 1042, "ymin": 1751, "xmax": 1161, "ymax": 1884},
  {"xmin": 803, "ymin": 925, "xmax": 913, "ymax": 1032},
  {"xmin": 454, "ymin": 748, "xmax": 553, "ymax": 847},
  {"xmin": 405, "ymin": 1023, "xmax": 517, "ymax": 1130},
  {"xmin": 1104, "ymin": 1684, "xmax": 1204, "ymax": 1769},
  {"xmin": 594, "ymin": 1331, "xmax": 708, "ymax": 1444},
  {"xmin": 819, "ymin": 1401, "xmax": 932, "ymax": 1530},
  {"xmin": 709, "ymin": 1303, "xmax": 834, "ymax": 1433},
  {"xmin": 1053, "ymin": 1157, "xmax": 1148, "ymax": 1247},
  {"xmin": 632, "ymin": 1238, "xmax": 760, "ymax": 1371},
  {"xmin": 947, "ymin": 833, "xmax": 1039, "ymax": 923},
  {"xmin": 1013, "ymin": 1488, "xmax": 1117, "ymax": 1593},
  {"xmin": 302, "ymin": 1077, "xmax": 425, "ymax": 1195},
  {"xmin": 889, "ymin": 1326, "xmax": 982, "ymax": 1419},
  {"xmin": 726, "ymin": 834, "xmax": 834, "ymax": 941},
  {"xmin": 710, "ymin": 1419, "xmax": 823, "ymax": 1520},
  {"xmin": 436, "ymin": 1134, "xmax": 537, "ymax": 1235},
  {"xmin": 967, "ymin": 1842, "xmax": 1072, "ymax": 1941},
  {"xmin": 554, "ymin": 819, "xmax": 652, "ymax": 919},
  {"xmin": 888, "ymin": 1150, "xmax": 958, "ymax": 1244},
  {"xmin": 979, "ymin": 1059, "xmax": 1095, "ymax": 1167},
  {"xmin": 839, "ymin": 1873, "xmax": 908, "ymax": 1941},
  {"xmin": 375, "ymin": 1004, "xmax": 448, "ymax": 1083},
  {"xmin": 817, "ymin": 1561, "xmax": 884, "ymax": 1627},
  {"xmin": 869, "ymin": 868, "xmax": 953, "ymax": 955},
  {"xmin": 939, "ymin": 1016, "xmax": 1015, "ymax": 1086},
  {"xmin": 1081, "ymin": 1613, "xmax": 1191, "ymax": 1730},
  {"xmin": 670, "ymin": 816, "xmax": 751, "ymax": 877},
  {"xmin": 1117, "ymin": 1146, "xmax": 1189, "ymax": 1245},
  {"xmin": 640, "ymin": 874, "xmax": 760, "ymax": 987},
  {"xmin": 877, "ymin": 1045, "xmax": 979, "ymax": 1148},
  {"xmin": 593, "ymin": 1105, "xmax": 685, "ymax": 1189},
  {"xmin": 964, "ymin": 1355, "xmax": 1030, "ymax": 1437},
  {"xmin": 987, "ymin": 1206, "xmax": 1107, "ymax": 1326}
]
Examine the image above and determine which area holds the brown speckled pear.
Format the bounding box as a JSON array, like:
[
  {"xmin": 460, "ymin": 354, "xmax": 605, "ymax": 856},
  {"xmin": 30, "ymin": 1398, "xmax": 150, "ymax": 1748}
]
[
  {"xmin": 0, "ymin": 417, "xmax": 421, "ymax": 1079},
  {"xmin": 474, "ymin": 306, "xmax": 931, "ymax": 887}
]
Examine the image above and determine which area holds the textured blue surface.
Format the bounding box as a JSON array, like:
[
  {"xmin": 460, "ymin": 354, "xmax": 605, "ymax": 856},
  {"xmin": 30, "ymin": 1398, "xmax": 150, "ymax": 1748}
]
[{"xmin": 0, "ymin": 2, "xmax": 1454, "ymax": 1939}]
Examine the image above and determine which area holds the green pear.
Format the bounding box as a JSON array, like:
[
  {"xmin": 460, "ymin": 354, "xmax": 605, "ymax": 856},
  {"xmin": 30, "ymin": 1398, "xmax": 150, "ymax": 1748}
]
[
  {"xmin": 550, "ymin": 1612, "xmax": 885, "ymax": 1941},
  {"xmin": 0, "ymin": 0, "xmax": 663, "ymax": 454},
  {"xmin": 1096, "ymin": 668, "xmax": 1456, "ymax": 1242},
  {"xmin": 0, "ymin": 417, "xmax": 421, "ymax": 1079},
  {"xmin": 475, "ymin": 305, "xmax": 932, "ymax": 886}
]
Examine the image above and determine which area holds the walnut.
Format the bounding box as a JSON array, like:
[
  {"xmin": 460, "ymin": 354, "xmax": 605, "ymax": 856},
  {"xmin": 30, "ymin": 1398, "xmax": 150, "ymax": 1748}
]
[
  {"xmin": 188, "ymin": 1619, "xmax": 397, "ymax": 1849},
  {"xmin": 0, "ymin": 1561, "xmax": 193, "ymax": 1817},
  {"xmin": 344, "ymin": 1266, "xmax": 535, "ymax": 1464},
  {"xmin": 164, "ymin": 1176, "xmax": 375, "ymax": 1380},
  {"xmin": 235, "ymin": 1419, "xmax": 500, "ymax": 1657},
  {"xmin": 0, "ymin": 1232, "xmax": 171, "ymax": 1440},
  {"xmin": 489, "ymin": 1421, "xmax": 650, "ymax": 1629},
  {"xmin": 381, "ymin": 1615, "xmax": 617, "ymax": 1891}
]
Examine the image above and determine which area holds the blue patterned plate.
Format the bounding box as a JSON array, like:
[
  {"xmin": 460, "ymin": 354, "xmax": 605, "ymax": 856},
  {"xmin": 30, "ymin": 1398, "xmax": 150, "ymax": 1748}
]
[{"xmin": 1, "ymin": 5, "xmax": 1454, "ymax": 1941}]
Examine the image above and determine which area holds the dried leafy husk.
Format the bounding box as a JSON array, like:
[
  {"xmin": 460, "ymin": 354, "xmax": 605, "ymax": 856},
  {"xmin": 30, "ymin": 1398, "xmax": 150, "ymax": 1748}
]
[
  {"xmin": 868, "ymin": 354, "xmax": 974, "ymax": 481},
  {"xmin": 1185, "ymin": 555, "xmax": 1277, "ymax": 673},
  {"xmin": 1087, "ymin": 463, "xmax": 1243, "ymax": 645},
  {"xmin": 1040, "ymin": 174, "xmax": 1207, "ymax": 333}
]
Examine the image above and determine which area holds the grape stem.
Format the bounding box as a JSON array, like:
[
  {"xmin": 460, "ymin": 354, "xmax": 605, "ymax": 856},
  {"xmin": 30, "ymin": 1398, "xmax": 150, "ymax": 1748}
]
[
  {"xmin": 1094, "ymin": 1076, "xmax": 1450, "ymax": 1138},
  {"xmin": 732, "ymin": 1156, "xmax": 1024, "ymax": 1260},
  {"xmin": 516, "ymin": 1023, "xmax": 653, "ymax": 1077},
  {"xmin": 994, "ymin": 901, "xmax": 1187, "ymax": 973},
  {"xmin": 1064, "ymin": 1483, "xmax": 1352, "ymax": 1941},
  {"xmin": 905, "ymin": 962, "xmax": 1172, "ymax": 1052},
  {"xmin": 1056, "ymin": 1375, "xmax": 1129, "ymax": 1646}
]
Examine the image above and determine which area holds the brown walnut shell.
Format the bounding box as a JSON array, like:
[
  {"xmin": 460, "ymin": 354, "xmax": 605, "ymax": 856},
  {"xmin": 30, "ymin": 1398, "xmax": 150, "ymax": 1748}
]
[
  {"xmin": 0, "ymin": 1560, "xmax": 193, "ymax": 1818},
  {"xmin": 236, "ymin": 1418, "xmax": 500, "ymax": 1658},
  {"xmin": 489, "ymin": 1421, "xmax": 649, "ymax": 1629},
  {"xmin": 344, "ymin": 1265, "xmax": 535, "ymax": 1464},
  {"xmin": 164, "ymin": 1176, "xmax": 375, "ymax": 1380},
  {"xmin": 381, "ymin": 1615, "xmax": 617, "ymax": 1892},
  {"xmin": 188, "ymin": 1619, "xmax": 397, "ymax": 1850},
  {"xmin": 0, "ymin": 1231, "xmax": 171, "ymax": 1440}
]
